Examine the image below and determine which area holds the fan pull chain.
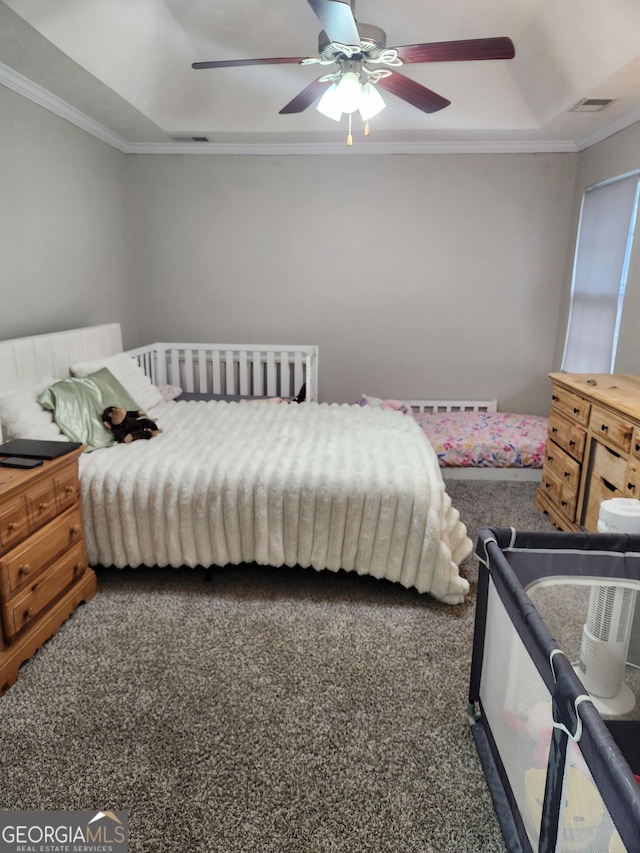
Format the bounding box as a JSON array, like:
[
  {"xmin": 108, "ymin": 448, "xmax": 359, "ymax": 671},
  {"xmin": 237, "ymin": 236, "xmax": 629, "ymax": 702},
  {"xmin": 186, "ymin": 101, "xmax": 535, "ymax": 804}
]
[{"xmin": 347, "ymin": 113, "xmax": 353, "ymax": 146}]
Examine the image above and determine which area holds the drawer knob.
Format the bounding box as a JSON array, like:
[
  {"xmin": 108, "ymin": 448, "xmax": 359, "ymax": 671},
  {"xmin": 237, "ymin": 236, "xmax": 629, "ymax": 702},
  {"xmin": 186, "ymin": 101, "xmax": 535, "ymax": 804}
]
[
  {"xmin": 38, "ymin": 501, "xmax": 48, "ymax": 511},
  {"xmin": 22, "ymin": 608, "xmax": 30, "ymax": 622},
  {"xmin": 629, "ymin": 482, "xmax": 636, "ymax": 492},
  {"xmin": 573, "ymin": 407, "xmax": 579, "ymax": 414},
  {"xmin": 552, "ymin": 394, "xmax": 559, "ymax": 402},
  {"xmin": 564, "ymin": 471, "xmax": 570, "ymax": 478},
  {"xmin": 547, "ymin": 455, "xmax": 554, "ymax": 463},
  {"xmin": 65, "ymin": 485, "xmax": 74, "ymax": 494},
  {"xmin": 71, "ymin": 524, "xmax": 80, "ymax": 535},
  {"xmin": 569, "ymin": 440, "xmax": 576, "ymax": 447},
  {"xmin": 552, "ymin": 427, "xmax": 558, "ymax": 434},
  {"xmin": 74, "ymin": 562, "xmax": 83, "ymax": 574},
  {"xmin": 8, "ymin": 522, "xmax": 15, "ymax": 532},
  {"xmin": 561, "ymin": 500, "xmax": 567, "ymax": 507},
  {"xmin": 636, "ymin": 443, "xmax": 640, "ymax": 453},
  {"xmin": 18, "ymin": 564, "xmax": 31, "ymax": 576},
  {"xmin": 601, "ymin": 424, "xmax": 608, "ymax": 432},
  {"xmin": 545, "ymin": 482, "xmax": 551, "ymax": 489}
]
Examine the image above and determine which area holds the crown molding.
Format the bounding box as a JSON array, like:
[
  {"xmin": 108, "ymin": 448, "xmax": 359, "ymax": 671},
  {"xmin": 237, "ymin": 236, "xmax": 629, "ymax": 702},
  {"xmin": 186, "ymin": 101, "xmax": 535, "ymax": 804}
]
[
  {"xmin": 575, "ymin": 103, "xmax": 640, "ymax": 151},
  {"xmin": 0, "ymin": 62, "xmax": 129, "ymax": 151},
  {"xmin": 8, "ymin": 59, "xmax": 638, "ymax": 157},
  {"xmin": 124, "ymin": 138, "xmax": 578, "ymax": 155}
]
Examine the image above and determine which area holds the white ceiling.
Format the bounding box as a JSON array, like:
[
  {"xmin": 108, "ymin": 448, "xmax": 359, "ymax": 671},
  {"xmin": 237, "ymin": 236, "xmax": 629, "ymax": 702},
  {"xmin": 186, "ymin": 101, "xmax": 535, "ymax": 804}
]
[{"xmin": 2, "ymin": 0, "xmax": 640, "ymax": 154}]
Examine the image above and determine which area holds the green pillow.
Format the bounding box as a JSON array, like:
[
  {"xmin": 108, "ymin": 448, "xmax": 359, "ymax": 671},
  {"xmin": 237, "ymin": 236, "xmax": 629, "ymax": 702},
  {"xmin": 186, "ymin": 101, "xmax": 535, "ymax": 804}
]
[{"xmin": 37, "ymin": 367, "xmax": 142, "ymax": 451}]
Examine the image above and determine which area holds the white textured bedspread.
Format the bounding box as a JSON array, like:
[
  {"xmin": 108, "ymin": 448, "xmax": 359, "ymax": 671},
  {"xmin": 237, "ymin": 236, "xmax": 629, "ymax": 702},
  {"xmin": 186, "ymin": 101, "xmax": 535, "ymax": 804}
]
[{"xmin": 79, "ymin": 400, "xmax": 472, "ymax": 603}]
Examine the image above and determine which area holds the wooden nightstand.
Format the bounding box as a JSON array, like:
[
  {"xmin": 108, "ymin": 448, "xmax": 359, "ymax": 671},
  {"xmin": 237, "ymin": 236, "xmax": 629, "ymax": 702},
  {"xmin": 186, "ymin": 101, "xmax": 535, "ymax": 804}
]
[{"xmin": 0, "ymin": 446, "xmax": 96, "ymax": 693}]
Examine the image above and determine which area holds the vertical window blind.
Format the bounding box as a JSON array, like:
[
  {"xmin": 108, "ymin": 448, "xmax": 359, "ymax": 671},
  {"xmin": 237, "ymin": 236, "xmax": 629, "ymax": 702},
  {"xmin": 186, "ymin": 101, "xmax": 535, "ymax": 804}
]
[{"xmin": 562, "ymin": 173, "xmax": 640, "ymax": 373}]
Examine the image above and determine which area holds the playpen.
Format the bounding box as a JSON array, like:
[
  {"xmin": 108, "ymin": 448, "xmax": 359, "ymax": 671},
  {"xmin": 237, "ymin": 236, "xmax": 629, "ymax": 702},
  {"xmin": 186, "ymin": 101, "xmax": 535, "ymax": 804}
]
[{"xmin": 470, "ymin": 527, "xmax": 640, "ymax": 853}]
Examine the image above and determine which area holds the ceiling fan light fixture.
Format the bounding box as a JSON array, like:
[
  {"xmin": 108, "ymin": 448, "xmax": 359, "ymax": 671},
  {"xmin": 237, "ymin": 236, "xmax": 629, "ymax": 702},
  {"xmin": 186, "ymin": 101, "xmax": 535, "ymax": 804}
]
[
  {"xmin": 358, "ymin": 82, "xmax": 386, "ymax": 121},
  {"xmin": 316, "ymin": 83, "xmax": 343, "ymax": 120},
  {"xmin": 335, "ymin": 71, "xmax": 362, "ymax": 113}
]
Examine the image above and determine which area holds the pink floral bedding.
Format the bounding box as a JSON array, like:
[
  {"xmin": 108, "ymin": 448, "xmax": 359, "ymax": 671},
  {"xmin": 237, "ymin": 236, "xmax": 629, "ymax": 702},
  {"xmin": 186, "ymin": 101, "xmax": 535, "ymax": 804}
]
[{"xmin": 413, "ymin": 410, "xmax": 548, "ymax": 468}]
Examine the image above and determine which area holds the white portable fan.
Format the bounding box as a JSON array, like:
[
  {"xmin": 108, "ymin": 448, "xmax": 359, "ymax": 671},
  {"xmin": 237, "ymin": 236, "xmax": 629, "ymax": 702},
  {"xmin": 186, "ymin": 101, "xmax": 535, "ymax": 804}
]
[{"xmin": 576, "ymin": 498, "xmax": 640, "ymax": 715}]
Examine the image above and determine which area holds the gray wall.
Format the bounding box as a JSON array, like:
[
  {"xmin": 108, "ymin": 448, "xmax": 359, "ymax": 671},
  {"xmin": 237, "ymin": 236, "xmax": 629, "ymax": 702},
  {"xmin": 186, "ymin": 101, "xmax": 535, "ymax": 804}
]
[
  {"xmin": 0, "ymin": 86, "xmax": 135, "ymax": 345},
  {"xmin": 553, "ymin": 122, "xmax": 640, "ymax": 376},
  {"xmin": 0, "ymin": 85, "xmax": 588, "ymax": 413},
  {"xmin": 128, "ymin": 152, "xmax": 577, "ymax": 412}
]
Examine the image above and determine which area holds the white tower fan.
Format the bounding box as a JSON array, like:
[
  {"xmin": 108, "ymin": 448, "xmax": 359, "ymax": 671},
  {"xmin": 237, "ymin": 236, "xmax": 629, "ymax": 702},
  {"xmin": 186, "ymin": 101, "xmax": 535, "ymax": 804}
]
[{"xmin": 576, "ymin": 498, "xmax": 640, "ymax": 715}]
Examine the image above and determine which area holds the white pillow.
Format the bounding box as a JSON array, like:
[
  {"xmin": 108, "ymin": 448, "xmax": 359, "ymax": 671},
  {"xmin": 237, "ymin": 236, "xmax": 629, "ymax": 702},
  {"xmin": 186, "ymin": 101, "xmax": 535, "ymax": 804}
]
[
  {"xmin": 0, "ymin": 381, "xmax": 65, "ymax": 442},
  {"xmin": 70, "ymin": 352, "xmax": 164, "ymax": 411}
]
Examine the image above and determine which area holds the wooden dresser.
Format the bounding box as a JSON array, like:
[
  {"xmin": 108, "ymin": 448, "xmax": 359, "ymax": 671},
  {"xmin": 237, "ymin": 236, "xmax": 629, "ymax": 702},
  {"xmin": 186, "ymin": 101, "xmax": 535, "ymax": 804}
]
[
  {"xmin": 0, "ymin": 446, "xmax": 96, "ymax": 693},
  {"xmin": 536, "ymin": 373, "xmax": 640, "ymax": 532}
]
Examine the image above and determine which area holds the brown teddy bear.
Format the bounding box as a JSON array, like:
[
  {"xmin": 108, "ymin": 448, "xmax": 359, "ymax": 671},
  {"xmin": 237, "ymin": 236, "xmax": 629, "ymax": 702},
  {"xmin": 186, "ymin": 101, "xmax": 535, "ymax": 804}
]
[{"xmin": 102, "ymin": 406, "xmax": 162, "ymax": 443}]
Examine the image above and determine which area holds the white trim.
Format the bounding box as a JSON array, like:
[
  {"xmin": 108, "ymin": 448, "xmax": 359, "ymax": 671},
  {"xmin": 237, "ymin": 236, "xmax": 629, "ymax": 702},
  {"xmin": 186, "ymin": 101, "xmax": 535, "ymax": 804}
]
[
  {"xmin": 442, "ymin": 467, "xmax": 542, "ymax": 481},
  {"xmin": 124, "ymin": 138, "xmax": 578, "ymax": 155},
  {"xmin": 0, "ymin": 63, "xmax": 129, "ymax": 152}
]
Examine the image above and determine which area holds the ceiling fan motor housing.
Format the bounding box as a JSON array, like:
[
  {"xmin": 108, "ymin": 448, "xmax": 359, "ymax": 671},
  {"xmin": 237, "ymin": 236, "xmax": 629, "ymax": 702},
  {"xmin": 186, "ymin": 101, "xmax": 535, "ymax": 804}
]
[{"xmin": 318, "ymin": 22, "xmax": 387, "ymax": 58}]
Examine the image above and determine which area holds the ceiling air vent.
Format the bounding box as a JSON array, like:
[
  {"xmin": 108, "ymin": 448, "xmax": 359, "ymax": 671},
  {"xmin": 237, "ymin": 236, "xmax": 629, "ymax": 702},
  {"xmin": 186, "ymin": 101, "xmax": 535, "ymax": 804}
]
[
  {"xmin": 170, "ymin": 135, "xmax": 210, "ymax": 142},
  {"xmin": 571, "ymin": 98, "xmax": 615, "ymax": 113}
]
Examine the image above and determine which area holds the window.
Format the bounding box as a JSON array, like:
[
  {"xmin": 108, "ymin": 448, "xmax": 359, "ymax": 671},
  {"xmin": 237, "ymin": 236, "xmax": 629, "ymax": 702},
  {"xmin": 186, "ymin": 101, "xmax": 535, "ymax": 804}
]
[{"xmin": 561, "ymin": 172, "xmax": 640, "ymax": 373}]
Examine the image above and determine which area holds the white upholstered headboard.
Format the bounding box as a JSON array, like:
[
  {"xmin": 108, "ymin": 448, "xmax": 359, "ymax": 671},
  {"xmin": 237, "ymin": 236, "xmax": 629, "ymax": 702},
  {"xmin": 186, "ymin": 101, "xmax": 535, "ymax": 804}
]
[{"xmin": 0, "ymin": 323, "xmax": 123, "ymax": 392}]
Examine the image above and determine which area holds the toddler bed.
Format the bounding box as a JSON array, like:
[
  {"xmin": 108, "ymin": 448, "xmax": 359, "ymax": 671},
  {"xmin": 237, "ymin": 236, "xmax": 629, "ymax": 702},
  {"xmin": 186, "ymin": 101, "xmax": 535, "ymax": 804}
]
[
  {"xmin": 358, "ymin": 396, "xmax": 547, "ymax": 481},
  {"xmin": 0, "ymin": 324, "xmax": 472, "ymax": 605}
]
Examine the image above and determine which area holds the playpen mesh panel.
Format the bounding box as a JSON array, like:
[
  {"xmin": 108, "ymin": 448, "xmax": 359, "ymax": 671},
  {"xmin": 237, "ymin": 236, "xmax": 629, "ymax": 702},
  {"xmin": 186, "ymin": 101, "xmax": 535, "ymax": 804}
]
[
  {"xmin": 554, "ymin": 754, "xmax": 627, "ymax": 853},
  {"xmin": 481, "ymin": 576, "xmax": 631, "ymax": 853},
  {"xmin": 480, "ymin": 580, "xmax": 552, "ymax": 850}
]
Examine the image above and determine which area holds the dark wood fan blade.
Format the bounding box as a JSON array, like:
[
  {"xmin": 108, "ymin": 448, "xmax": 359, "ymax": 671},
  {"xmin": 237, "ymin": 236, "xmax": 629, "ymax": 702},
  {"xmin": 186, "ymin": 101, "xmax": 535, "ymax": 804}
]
[
  {"xmin": 279, "ymin": 78, "xmax": 333, "ymax": 114},
  {"xmin": 393, "ymin": 37, "xmax": 515, "ymax": 64},
  {"xmin": 376, "ymin": 72, "xmax": 451, "ymax": 114},
  {"xmin": 307, "ymin": 0, "xmax": 360, "ymax": 46},
  {"xmin": 193, "ymin": 57, "xmax": 308, "ymax": 69}
]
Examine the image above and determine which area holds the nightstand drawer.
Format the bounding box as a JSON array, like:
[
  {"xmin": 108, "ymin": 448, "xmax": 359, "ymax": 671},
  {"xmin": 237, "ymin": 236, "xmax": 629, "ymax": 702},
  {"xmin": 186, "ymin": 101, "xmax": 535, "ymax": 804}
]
[
  {"xmin": 3, "ymin": 542, "xmax": 87, "ymax": 639},
  {"xmin": 550, "ymin": 384, "xmax": 591, "ymax": 426},
  {"xmin": 0, "ymin": 497, "xmax": 28, "ymax": 551},
  {"xmin": 25, "ymin": 479, "xmax": 57, "ymax": 530},
  {"xmin": 54, "ymin": 466, "xmax": 79, "ymax": 513},
  {"xmin": 0, "ymin": 507, "xmax": 84, "ymax": 598},
  {"xmin": 589, "ymin": 406, "xmax": 633, "ymax": 453}
]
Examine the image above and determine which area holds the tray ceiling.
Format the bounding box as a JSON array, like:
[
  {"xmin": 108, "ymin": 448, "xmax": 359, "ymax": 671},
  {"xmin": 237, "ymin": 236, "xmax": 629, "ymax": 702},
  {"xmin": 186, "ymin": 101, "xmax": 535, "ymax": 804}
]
[{"xmin": 2, "ymin": 0, "xmax": 640, "ymax": 154}]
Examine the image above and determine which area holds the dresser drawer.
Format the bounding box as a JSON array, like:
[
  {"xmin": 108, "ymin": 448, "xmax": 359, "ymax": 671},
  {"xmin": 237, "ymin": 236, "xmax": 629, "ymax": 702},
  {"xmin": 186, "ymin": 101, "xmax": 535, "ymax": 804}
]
[
  {"xmin": 3, "ymin": 542, "xmax": 87, "ymax": 639},
  {"xmin": 540, "ymin": 466, "xmax": 578, "ymax": 522},
  {"xmin": 589, "ymin": 406, "xmax": 633, "ymax": 453},
  {"xmin": 550, "ymin": 384, "xmax": 591, "ymax": 426},
  {"xmin": 583, "ymin": 474, "xmax": 625, "ymax": 531},
  {"xmin": 25, "ymin": 478, "xmax": 58, "ymax": 530},
  {"xmin": 0, "ymin": 507, "xmax": 83, "ymax": 599},
  {"xmin": 548, "ymin": 412, "xmax": 586, "ymax": 461},
  {"xmin": 0, "ymin": 497, "xmax": 29, "ymax": 552},
  {"xmin": 626, "ymin": 459, "xmax": 640, "ymax": 498},
  {"xmin": 591, "ymin": 440, "xmax": 627, "ymax": 492},
  {"xmin": 543, "ymin": 442, "xmax": 581, "ymax": 496}
]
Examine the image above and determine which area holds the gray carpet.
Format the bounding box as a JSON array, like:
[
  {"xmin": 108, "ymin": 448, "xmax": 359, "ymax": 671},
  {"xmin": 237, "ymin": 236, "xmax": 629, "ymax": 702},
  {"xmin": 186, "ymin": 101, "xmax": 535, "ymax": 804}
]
[{"xmin": 0, "ymin": 481, "xmax": 556, "ymax": 853}]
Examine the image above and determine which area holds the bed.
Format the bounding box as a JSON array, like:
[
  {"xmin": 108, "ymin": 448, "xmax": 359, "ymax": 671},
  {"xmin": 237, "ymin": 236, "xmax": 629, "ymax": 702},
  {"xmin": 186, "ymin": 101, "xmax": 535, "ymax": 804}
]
[
  {"xmin": 358, "ymin": 396, "xmax": 547, "ymax": 482},
  {"xmin": 0, "ymin": 324, "xmax": 472, "ymax": 604}
]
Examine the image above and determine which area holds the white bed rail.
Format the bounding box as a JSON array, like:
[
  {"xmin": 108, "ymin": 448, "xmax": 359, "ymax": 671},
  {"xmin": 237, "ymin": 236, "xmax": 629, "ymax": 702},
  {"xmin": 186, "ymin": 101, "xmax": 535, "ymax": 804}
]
[
  {"xmin": 126, "ymin": 342, "xmax": 319, "ymax": 402},
  {"xmin": 404, "ymin": 400, "xmax": 497, "ymax": 414}
]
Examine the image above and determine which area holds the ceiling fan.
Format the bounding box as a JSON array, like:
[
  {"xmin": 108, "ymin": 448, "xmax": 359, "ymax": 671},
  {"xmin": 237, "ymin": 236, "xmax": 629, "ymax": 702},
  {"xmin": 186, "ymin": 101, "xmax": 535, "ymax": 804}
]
[{"xmin": 192, "ymin": 0, "xmax": 515, "ymax": 142}]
